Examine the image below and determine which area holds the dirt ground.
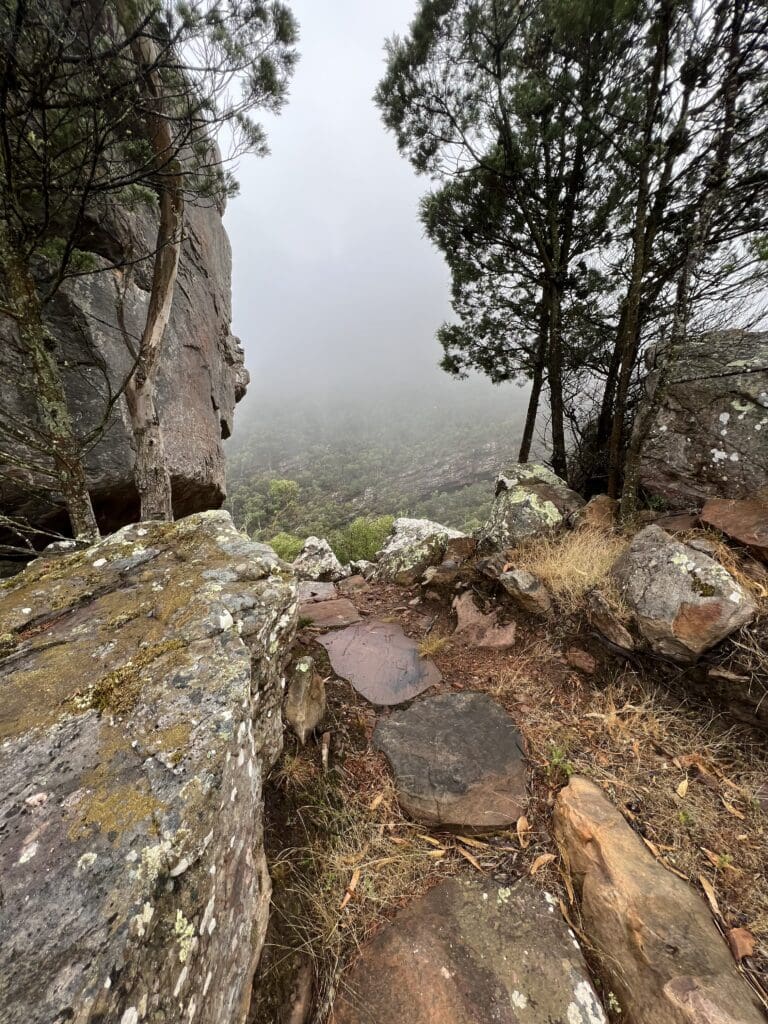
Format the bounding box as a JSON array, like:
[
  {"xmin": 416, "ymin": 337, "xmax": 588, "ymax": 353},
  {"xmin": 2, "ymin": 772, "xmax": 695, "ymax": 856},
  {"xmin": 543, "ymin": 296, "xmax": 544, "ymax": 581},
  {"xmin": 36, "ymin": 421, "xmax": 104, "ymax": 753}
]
[{"xmin": 250, "ymin": 572, "xmax": 768, "ymax": 1023}]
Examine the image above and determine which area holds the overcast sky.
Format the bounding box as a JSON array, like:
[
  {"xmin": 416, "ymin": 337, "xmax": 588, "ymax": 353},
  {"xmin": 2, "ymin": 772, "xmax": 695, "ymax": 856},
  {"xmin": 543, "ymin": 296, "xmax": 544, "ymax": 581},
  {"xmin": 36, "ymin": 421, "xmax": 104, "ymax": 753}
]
[{"xmin": 223, "ymin": 0, "xmax": 459, "ymax": 403}]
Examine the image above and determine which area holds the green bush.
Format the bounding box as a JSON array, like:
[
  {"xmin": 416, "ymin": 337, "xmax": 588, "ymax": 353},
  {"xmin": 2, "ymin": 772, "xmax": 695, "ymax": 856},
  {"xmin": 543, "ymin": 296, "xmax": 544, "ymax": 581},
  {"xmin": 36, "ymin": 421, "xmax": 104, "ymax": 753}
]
[
  {"xmin": 267, "ymin": 531, "xmax": 304, "ymax": 562},
  {"xmin": 329, "ymin": 515, "xmax": 394, "ymax": 565}
]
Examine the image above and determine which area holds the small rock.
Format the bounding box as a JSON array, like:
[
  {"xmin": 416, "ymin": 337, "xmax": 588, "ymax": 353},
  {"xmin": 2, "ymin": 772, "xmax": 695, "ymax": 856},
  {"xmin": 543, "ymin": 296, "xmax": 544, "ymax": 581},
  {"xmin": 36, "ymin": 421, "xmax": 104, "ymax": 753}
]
[
  {"xmin": 337, "ymin": 575, "xmax": 370, "ymax": 598},
  {"xmin": 297, "ymin": 598, "xmax": 361, "ymax": 629},
  {"xmin": 349, "ymin": 559, "xmax": 376, "ymax": 580},
  {"xmin": 452, "ymin": 591, "xmax": 516, "ymax": 649},
  {"xmin": 498, "ymin": 568, "xmax": 552, "ymax": 615},
  {"xmin": 297, "ymin": 581, "xmax": 338, "ymax": 604},
  {"xmin": 566, "ymin": 648, "xmax": 596, "ymax": 674},
  {"xmin": 330, "ymin": 877, "xmax": 606, "ymax": 1024},
  {"xmin": 554, "ymin": 776, "xmax": 765, "ymax": 1023},
  {"xmin": 611, "ymin": 525, "xmax": 756, "ymax": 662},
  {"xmin": 374, "ymin": 518, "xmax": 465, "ymax": 585},
  {"xmin": 318, "ymin": 620, "xmax": 441, "ymax": 705},
  {"xmin": 476, "ymin": 463, "xmax": 584, "ymax": 551},
  {"xmin": 374, "ymin": 692, "xmax": 527, "ymax": 829},
  {"xmin": 700, "ymin": 492, "xmax": 768, "ymax": 563},
  {"xmin": 586, "ymin": 590, "xmax": 635, "ymax": 651},
  {"xmin": 421, "ymin": 559, "xmax": 460, "ymax": 594},
  {"xmin": 575, "ymin": 493, "xmax": 617, "ymax": 529},
  {"xmin": 292, "ymin": 537, "xmax": 345, "ymax": 582},
  {"xmin": 285, "ymin": 656, "xmax": 326, "ymax": 745}
]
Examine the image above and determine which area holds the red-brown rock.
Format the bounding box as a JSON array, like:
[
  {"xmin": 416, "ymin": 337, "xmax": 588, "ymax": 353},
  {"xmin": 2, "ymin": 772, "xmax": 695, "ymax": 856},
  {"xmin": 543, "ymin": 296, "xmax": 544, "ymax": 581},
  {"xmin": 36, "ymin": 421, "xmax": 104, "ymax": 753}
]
[{"xmin": 700, "ymin": 493, "xmax": 768, "ymax": 562}]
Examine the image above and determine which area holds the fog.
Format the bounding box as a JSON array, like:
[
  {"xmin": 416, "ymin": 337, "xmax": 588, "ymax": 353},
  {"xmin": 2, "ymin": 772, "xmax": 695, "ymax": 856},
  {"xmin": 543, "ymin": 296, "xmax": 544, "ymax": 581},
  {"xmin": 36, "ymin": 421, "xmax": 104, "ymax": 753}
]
[{"xmin": 223, "ymin": 0, "xmax": 527, "ymax": 421}]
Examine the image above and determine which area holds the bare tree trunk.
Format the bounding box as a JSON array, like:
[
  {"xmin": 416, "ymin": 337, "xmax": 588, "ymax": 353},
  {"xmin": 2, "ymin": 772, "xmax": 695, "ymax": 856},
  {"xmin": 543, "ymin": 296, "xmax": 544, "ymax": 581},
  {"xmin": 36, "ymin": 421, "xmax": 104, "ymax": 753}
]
[
  {"xmin": 518, "ymin": 294, "xmax": 548, "ymax": 463},
  {"xmin": 546, "ymin": 282, "xmax": 568, "ymax": 479},
  {"xmin": 120, "ymin": 19, "xmax": 184, "ymax": 521},
  {"xmin": 0, "ymin": 230, "xmax": 99, "ymax": 540}
]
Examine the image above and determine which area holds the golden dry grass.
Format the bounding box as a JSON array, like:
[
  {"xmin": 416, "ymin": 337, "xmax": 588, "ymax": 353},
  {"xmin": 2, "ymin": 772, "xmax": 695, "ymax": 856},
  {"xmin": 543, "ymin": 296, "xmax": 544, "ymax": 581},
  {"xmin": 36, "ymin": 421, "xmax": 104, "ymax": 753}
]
[
  {"xmin": 511, "ymin": 527, "xmax": 629, "ymax": 614},
  {"xmin": 418, "ymin": 633, "xmax": 449, "ymax": 658}
]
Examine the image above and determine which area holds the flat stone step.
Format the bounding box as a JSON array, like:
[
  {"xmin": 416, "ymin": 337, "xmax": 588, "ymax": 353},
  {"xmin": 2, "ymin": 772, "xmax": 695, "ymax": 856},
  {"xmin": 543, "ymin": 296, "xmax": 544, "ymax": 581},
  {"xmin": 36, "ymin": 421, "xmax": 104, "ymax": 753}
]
[
  {"xmin": 373, "ymin": 691, "xmax": 527, "ymax": 829},
  {"xmin": 317, "ymin": 619, "xmax": 440, "ymax": 705},
  {"xmin": 298, "ymin": 597, "xmax": 361, "ymax": 629},
  {"xmin": 330, "ymin": 877, "xmax": 608, "ymax": 1024}
]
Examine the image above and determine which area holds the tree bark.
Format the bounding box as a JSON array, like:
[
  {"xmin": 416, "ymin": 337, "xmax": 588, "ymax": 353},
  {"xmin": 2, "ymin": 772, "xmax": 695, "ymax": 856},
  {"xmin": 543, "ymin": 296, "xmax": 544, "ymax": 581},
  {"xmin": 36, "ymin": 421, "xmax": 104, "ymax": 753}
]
[
  {"xmin": 546, "ymin": 281, "xmax": 568, "ymax": 479},
  {"xmin": 518, "ymin": 296, "xmax": 549, "ymax": 463},
  {"xmin": 0, "ymin": 230, "xmax": 99, "ymax": 540}
]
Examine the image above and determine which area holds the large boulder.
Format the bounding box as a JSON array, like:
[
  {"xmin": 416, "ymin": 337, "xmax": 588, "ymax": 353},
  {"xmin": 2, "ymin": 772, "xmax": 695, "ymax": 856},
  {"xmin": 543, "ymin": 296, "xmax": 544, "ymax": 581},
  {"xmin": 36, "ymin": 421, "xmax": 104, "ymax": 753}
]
[
  {"xmin": 331, "ymin": 877, "xmax": 608, "ymax": 1024},
  {"xmin": 611, "ymin": 525, "xmax": 756, "ymax": 662},
  {"xmin": 291, "ymin": 537, "xmax": 345, "ymax": 582},
  {"xmin": 476, "ymin": 463, "xmax": 584, "ymax": 550},
  {"xmin": 0, "ymin": 199, "xmax": 247, "ymax": 534},
  {"xmin": 0, "ymin": 511, "xmax": 296, "ymax": 1024},
  {"xmin": 700, "ymin": 491, "xmax": 768, "ymax": 563},
  {"xmin": 554, "ymin": 776, "xmax": 765, "ymax": 1024},
  {"xmin": 373, "ymin": 692, "xmax": 527, "ymax": 829},
  {"xmin": 374, "ymin": 517, "xmax": 465, "ymax": 584},
  {"xmin": 639, "ymin": 330, "xmax": 768, "ymax": 508}
]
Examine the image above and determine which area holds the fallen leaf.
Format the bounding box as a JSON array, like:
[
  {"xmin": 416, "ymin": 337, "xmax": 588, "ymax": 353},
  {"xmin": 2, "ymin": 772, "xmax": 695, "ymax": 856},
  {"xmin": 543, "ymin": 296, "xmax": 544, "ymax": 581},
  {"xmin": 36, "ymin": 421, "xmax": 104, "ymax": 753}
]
[
  {"xmin": 456, "ymin": 835, "xmax": 490, "ymax": 850},
  {"xmin": 721, "ymin": 796, "xmax": 745, "ymax": 820},
  {"xmin": 426, "ymin": 848, "xmax": 447, "ymax": 859},
  {"xmin": 516, "ymin": 815, "xmax": 531, "ymax": 849},
  {"xmin": 389, "ymin": 836, "xmax": 409, "ymax": 847},
  {"xmin": 699, "ymin": 875, "xmax": 723, "ymax": 921},
  {"xmin": 418, "ymin": 834, "xmax": 444, "ymax": 848},
  {"xmin": 727, "ymin": 927, "xmax": 756, "ymax": 961},
  {"xmin": 340, "ymin": 867, "xmax": 362, "ymax": 910},
  {"xmin": 701, "ymin": 847, "xmax": 740, "ymax": 873},
  {"xmin": 677, "ymin": 777, "xmax": 689, "ymax": 799},
  {"xmin": 530, "ymin": 853, "xmax": 556, "ymax": 876},
  {"xmin": 369, "ymin": 792, "xmax": 384, "ymax": 811},
  {"xmin": 456, "ymin": 845, "xmax": 484, "ymax": 871}
]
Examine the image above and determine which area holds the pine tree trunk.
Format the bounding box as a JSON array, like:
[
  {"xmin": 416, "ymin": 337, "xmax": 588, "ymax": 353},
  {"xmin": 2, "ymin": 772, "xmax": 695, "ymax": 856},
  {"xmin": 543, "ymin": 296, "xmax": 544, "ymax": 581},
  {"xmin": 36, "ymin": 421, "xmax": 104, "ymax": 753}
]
[
  {"xmin": 0, "ymin": 230, "xmax": 99, "ymax": 540},
  {"xmin": 518, "ymin": 297, "xmax": 548, "ymax": 463},
  {"xmin": 546, "ymin": 283, "xmax": 568, "ymax": 479}
]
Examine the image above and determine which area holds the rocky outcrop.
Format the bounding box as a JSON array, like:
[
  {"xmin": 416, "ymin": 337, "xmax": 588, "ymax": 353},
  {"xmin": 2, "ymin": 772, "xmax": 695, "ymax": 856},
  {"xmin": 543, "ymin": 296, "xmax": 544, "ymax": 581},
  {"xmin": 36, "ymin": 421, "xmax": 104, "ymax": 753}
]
[
  {"xmin": 374, "ymin": 692, "xmax": 527, "ymax": 829},
  {"xmin": 476, "ymin": 463, "xmax": 584, "ymax": 551},
  {"xmin": 0, "ymin": 199, "xmax": 247, "ymax": 533},
  {"xmin": 611, "ymin": 525, "xmax": 756, "ymax": 662},
  {"xmin": 700, "ymin": 491, "xmax": 768, "ymax": 563},
  {"xmin": 292, "ymin": 537, "xmax": 346, "ymax": 582},
  {"xmin": 331, "ymin": 877, "xmax": 608, "ymax": 1024},
  {"xmin": 374, "ymin": 517, "xmax": 465, "ymax": 585},
  {"xmin": 0, "ymin": 511, "xmax": 296, "ymax": 1024},
  {"xmin": 639, "ymin": 330, "xmax": 768, "ymax": 508},
  {"xmin": 554, "ymin": 776, "xmax": 765, "ymax": 1024}
]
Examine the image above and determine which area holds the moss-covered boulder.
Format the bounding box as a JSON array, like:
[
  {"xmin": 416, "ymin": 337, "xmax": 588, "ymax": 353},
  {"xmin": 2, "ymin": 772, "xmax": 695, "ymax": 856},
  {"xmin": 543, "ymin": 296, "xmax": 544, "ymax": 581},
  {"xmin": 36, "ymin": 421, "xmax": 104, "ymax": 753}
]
[
  {"xmin": 476, "ymin": 463, "xmax": 584, "ymax": 551},
  {"xmin": 0, "ymin": 511, "xmax": 296, "ymax": 1024}
]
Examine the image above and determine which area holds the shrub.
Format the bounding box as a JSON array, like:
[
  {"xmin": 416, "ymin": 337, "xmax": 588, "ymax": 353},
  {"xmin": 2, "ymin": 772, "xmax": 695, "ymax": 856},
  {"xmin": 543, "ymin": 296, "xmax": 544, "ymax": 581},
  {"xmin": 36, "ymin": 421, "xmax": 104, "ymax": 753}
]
[
  {"xmin": 267, "ymin": 531, "xmax": 304, "ymax": 562},
  {"xmin": 329, "ymin": 515, "xmax": 394, "ymax": 564}
]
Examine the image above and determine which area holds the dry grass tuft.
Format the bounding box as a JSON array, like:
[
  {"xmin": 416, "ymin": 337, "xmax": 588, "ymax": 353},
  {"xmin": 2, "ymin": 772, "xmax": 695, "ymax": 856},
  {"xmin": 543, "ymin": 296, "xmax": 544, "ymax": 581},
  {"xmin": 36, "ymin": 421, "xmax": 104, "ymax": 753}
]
[
  {"xmin": 418, "ymin": 634, "xmax": 449, "ymax": 658},
  {"xmin": 511, "ymin": 528, "xmax": 629, "ymax": 614}
]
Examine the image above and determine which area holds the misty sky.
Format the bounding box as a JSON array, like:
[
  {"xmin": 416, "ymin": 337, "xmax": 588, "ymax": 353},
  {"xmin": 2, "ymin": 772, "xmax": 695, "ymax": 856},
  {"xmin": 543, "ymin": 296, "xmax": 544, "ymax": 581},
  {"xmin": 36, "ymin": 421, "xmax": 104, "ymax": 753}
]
[{"xmin": 223, "ymin": 0, "xmax": 457, "ymax": 402}]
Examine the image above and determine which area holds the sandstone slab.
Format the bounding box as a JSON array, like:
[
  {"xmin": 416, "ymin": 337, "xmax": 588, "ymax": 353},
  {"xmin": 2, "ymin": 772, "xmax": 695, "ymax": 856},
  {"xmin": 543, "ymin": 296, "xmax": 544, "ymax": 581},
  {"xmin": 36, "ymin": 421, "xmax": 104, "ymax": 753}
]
[
  {"xmin": 373, "ymin": 692, "xmax": 526, "ymax": 829},
  {"xmin": 452, "ymin": 590, "xmax": 517, "ymax": 649},
  {"xmin": 611, "ymin": 525, "xmax": 756, "ymax": 662},
  {"xmin": 700, "ymin": 493, "xmax": 768, "ymax": 562},
  {"xmin": 297, "ymin": 581, "xmax": 338, "ymax": 604},
  {"xmin": 297, "ymin": 598, "xmax": 361, "ymax": 629},
  {"xmin": 374, "ymin": 517, "xmax": 465, "ymax": 585},
  {"xmin": 318, "ymin": 619, "xmax": 441, "ymax": 705},
  {"xmin": 331, "ymin": 877, "xmax": 607, "ymax": 1024},
  {"xmin": 0, "ymin": 511, "xmax": 296, "ymax": 1024},
  {"xmin": 285, "ymin": 656, "xmax": 326, "ymax": 746},
  {"xmin": 477, "ymin": 463, "xmax": 584, "ymax": 550},
  {"xmin": 554, "ymin": 776, "xmax": 765, "ymax": 1024}
]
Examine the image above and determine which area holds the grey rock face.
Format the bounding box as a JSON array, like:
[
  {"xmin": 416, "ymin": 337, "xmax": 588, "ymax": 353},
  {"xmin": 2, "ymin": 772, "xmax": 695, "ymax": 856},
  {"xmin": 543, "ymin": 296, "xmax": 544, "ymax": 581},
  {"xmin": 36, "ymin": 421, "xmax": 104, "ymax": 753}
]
[
  {"xmin": 477, "ymin": 463, "xmax": 584, "ymax": 551},
  {"xmin": 611, "ymin": 525, "xmax": 756, "ymax": 662},
  {"xmin": 0, "ymin": 198, "xmax": 247, "ymax": 532},
  {"xmin": 639, "ymin": 330, "xmax": 768, "ymax": 508},
  {"xmin": 374, "ymin": 517, "xmax": 465, "ymax": 585},
  {"xmin": 0, "ymin": 511, "xmax": 296, "ymax": 1024},
  {"xmin": 292, "ymin": 537, "xmax": 346, "ymax": 582},
  {"xmin": 331, "ymin": 877, "xmax": 607, "ymax": 1024},
  {"xmin": 374, "ymin": 692, "xmax": 527, "ymax": 829}
]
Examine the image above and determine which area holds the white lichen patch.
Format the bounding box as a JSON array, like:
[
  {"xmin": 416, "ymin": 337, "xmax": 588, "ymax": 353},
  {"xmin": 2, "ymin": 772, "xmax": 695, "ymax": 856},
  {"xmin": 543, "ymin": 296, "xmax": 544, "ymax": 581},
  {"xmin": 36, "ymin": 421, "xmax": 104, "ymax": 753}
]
[
  {"xmin": 174, "ymin": 910, "xmax": 196, "ymax": 963},
  {"xmin": 511, "ymin": 990, "xmax": 529, "ymax": 1009}
]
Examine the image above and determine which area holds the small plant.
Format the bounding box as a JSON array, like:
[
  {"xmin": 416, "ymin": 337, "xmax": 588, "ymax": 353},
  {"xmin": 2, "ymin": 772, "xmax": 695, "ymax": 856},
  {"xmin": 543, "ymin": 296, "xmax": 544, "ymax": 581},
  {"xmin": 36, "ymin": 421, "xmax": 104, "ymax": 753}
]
[
  {"xmin": 418, "ymin": 634, "xmax": 448, "ymax": 658},
  {"xmin": 267, "ymin": 531, "xmax": 304, "ymax": 562},
  {"xmin": 328, "ymin": 515, "xmax": 394, "ymax": 564},
  {"xmin": 547, "ymin": 743, "xmax": 575, "ymax": 782},
  {"xmin": 297, "ymin": 615, "xmax": 314, "ymax": 630}
]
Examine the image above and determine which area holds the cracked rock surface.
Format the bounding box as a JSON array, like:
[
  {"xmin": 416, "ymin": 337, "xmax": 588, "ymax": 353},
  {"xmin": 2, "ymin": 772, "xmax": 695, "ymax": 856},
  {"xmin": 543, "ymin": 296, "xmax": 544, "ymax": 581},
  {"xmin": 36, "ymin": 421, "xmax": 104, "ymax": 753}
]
[{"xmin": 0, "ymin": 511, "xmax": 296, "ymax": 1024}]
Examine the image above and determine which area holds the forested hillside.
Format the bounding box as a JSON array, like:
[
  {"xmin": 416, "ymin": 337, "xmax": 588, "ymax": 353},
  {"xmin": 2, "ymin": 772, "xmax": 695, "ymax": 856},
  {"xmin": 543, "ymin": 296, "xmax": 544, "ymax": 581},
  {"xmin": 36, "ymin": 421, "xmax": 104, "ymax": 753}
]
[{"xmin": 226, "ymin": 379, "xmax": 530, "ymax": 551}]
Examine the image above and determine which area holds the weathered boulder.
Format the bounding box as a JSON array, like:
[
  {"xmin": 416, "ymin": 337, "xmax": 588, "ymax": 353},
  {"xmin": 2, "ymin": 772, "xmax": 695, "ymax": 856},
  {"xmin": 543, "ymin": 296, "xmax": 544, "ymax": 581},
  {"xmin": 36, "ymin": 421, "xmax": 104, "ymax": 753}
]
[
  {"xmin": 318, "ymin": 620, "xmax": 441, "ymax": 706},
  {"xmin": 700, "ymin": 491, "xmax": 768, "ymax": 563},
  {"xmin": 284, "ymin": 656, "xmax": 326, "ymax": 746},
  {"xmin": 349, "ymin": 558, "xmax": 376, "ymax": 580},
  {"xmin": 0, "ymin": 199, "xmax": 247, "ymax": 534},
  {"xmin": 0, "ymin": 511, "xmax": 296, "ymax": 1024},
  {"xmin": 476, "ymin": 463, "xmax": 584, "ymax": 550},
  {"xmin": 331, "ymin": 877, "xmax": 607, "ymax": 1024},
  {"xmin": 291, "ymin": 537, "xmax": 345, "ymax": 582},
  {"xmin": 373, "ymin": 692, "xmax": 527, "ymax": 829},
  {"xmin": 639, "ymin": 330, "xmax": 768, "ymax": 508},
  {"xmin": 611, "ymin": 525, "xmax": 756, "ymax": 662},
  {"xmin": 554, "ymin": 776, "xmax": 765, "ymax": 1024},
  {"xmin": 452, "ymin": 591, "xmax": 517, "ymax": 649},
  {"xmin": 576, "ymin": 494, "xmax": 618, "ymax": 529},
  {"xmin": 374, "ymin": 517, "xmax": 465, "ymax": 585},
  {"xmin": 499, "ymin": 568, "xmax": 553, "ymax": 616}
]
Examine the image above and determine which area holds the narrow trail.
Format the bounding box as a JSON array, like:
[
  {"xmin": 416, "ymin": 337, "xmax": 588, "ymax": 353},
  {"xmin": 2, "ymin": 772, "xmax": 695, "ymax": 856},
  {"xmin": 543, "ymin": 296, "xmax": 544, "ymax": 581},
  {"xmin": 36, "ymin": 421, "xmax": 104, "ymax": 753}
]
[{"xmin": 250, "ymin": 567, "xmax": 768, "ymax": 1023}]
